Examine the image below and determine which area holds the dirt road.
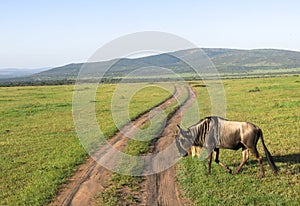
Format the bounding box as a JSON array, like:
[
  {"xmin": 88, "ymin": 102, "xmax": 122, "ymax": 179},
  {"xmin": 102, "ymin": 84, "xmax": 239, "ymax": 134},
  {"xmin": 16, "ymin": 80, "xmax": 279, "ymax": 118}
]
[
  {"xmin": 143, "ymin": 87, "xmax": 195, "ymax": 206},
  {"xmin": 50, "ymin": 85, "xmax": 195, "ymax": 206}
]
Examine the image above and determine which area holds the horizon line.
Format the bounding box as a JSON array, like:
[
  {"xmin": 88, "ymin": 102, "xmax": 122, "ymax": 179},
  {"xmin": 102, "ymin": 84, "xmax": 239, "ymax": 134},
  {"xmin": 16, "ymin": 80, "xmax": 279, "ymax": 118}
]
[{"xmin": 0, "ymin": 47, "xmax": 299, "ymax": 70}]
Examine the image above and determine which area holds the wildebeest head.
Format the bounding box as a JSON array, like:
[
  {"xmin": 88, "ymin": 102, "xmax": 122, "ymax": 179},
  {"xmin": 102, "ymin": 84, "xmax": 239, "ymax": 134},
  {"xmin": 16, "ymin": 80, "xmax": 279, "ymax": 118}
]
[{"xmin": 175, "ymin": 125, "xmax": 194, "ymax": 157}]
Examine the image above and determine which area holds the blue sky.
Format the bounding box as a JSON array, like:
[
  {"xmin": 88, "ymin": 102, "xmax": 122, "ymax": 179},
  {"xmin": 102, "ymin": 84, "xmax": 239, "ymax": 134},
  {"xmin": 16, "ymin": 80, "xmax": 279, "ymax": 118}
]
[{"xmin": 0, "ymin": 0, "xmax": 299, "ymax": 69}]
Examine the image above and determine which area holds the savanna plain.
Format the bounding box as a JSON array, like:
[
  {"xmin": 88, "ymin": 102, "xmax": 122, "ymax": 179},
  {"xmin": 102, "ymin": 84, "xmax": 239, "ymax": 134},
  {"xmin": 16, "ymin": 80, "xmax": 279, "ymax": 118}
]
[{"xmin": 0, "ymin": 76, "xmax": 299, "ymax": 205}]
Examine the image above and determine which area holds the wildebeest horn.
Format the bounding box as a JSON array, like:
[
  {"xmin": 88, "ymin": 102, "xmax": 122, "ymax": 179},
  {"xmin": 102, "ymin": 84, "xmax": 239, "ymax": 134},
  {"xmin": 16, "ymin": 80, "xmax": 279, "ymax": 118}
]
[{"xmin": 177, "ymin": 124, "xmax": 181, "ymax": 129}]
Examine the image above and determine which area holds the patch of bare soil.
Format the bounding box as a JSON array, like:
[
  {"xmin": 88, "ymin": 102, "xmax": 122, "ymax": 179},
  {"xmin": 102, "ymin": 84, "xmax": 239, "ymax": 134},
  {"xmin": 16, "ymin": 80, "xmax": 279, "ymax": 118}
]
[{"xmin": 50, "ymin": 86, "xmax": 186, "ymax": 206}]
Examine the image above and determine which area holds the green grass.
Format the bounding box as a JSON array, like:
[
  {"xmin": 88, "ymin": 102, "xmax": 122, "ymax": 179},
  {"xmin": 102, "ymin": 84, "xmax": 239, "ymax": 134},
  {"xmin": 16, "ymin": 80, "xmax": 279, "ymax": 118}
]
[
  {"xmin": 1, "ymin": 77, "xmax": 299, "ymax": 205},
  {"xmin": 0, "ymin": 86, "xmax": 84, "ymax": 205},
  {"xmin": 177, "ymin": 76, "xmax": 300, "ymax": 205},
  {"xmin": 95, "ymin": 83, "xmax": 174, "ymax": 138},
  {"xmin": 0, "ymin": 83, "xmax": 172, "ymax": 205}
]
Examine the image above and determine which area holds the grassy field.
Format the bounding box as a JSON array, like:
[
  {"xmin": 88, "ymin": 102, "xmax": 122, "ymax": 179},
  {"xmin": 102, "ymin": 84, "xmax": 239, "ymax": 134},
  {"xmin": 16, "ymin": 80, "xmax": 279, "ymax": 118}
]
[
  {"xmin": 177, "ymin": 76, "xmax": 300, "ymax": 205},
  {"xmin": 0, "ymin": 83, "xmax": 172, "ymax": 205},
  {"xmin": 0, "ymin": 76, "xmax": 299, "ymax": 205}
]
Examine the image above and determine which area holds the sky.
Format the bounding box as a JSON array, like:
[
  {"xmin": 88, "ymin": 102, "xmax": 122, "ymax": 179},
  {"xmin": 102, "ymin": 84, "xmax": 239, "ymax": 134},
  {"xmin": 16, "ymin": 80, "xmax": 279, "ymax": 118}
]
[{"xmin": 0, "ymin": 0, "xmax": 299, "ymax": 69}]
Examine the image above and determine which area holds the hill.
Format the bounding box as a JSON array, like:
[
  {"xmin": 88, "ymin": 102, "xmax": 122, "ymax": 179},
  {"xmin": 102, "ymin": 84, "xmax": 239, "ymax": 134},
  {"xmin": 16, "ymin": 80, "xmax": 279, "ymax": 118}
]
[
  {"xmin": 1, "ymin": 48, "xmax": 300, "ymax": 85},
  {"xmin": 0, "ymin": 68, "xmax": 50, "ymax": 79}
]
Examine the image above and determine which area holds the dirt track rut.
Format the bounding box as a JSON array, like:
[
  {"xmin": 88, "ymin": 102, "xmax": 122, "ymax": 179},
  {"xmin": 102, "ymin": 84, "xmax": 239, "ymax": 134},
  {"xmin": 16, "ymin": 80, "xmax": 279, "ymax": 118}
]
[
  {"xmin": 50, "ymin": 85, "xmax": 195, "ymax": 206},
  {"xmin": 144, "ymin": 86, "xmax": 195, "ymax": 206}
]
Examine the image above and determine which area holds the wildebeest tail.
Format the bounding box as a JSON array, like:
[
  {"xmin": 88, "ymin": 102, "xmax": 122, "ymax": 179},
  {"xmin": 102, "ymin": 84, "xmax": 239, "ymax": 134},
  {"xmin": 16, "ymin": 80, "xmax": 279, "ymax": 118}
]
[{"xmin": 259, "ymin": 129, "xmax": 278, "ymax": 174}]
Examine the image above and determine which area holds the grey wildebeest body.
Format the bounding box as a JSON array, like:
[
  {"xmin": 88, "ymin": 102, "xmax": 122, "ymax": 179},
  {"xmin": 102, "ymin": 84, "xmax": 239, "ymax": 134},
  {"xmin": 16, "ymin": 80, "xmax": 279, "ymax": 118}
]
[{"xmin": 176, "ymin": 116, "xmax": 278, "ymax": 177}]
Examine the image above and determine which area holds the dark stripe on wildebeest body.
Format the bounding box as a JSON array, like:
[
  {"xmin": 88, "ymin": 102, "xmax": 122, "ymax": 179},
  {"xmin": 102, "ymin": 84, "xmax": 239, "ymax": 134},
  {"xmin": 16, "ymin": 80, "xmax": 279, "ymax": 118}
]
[{"xmin": 175, "ymin": 116, "xmax": 278, "ymax": 177}]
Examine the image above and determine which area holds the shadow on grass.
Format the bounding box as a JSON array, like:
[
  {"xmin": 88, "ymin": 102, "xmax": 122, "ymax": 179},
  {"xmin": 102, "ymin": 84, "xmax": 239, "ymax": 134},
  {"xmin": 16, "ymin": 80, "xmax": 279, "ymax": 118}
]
[
  {"xmin": 197, "ymin": 153, "xmax": 300, "ymax": 175},
  {"xmin": 240, "ymin": 153, "xmax": 300, "ymax": 165},
  {"xmin": 272, "ymin": 153, "xmax": 300, "ymax": 164},
  {"xmin": 242, "ymin": 153, "xmax": 300, "ymax": 174}
]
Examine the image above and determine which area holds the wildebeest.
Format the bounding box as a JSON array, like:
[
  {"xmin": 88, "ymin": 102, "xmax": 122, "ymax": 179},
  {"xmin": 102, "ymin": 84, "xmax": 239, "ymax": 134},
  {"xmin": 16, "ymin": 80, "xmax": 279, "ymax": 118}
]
[{"xmin": 175, "ymin": 116, "xmax": 278, "ymax": 177}]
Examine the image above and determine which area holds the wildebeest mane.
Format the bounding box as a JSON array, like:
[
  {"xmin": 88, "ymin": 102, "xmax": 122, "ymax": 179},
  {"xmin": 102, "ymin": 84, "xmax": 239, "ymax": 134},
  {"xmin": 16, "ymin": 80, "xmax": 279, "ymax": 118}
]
[{"xmin": 188, "ymin": 116, "xmax": 224, "ymax": 151}]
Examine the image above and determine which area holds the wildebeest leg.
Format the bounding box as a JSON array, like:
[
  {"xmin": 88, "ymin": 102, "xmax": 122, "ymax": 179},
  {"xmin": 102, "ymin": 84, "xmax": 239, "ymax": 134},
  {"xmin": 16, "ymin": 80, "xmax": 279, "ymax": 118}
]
[
  {"xmin": 207, "ymin": 152, "xmax": 212, "ymax": 174},
  {"xmin": 235, "ymin": 147, "xmax": 249, "ymax": 174},
  {"xmin": 249, "ymin": 147, "xmax": 265, "ymax": 177},
  {"xmin": 214, "ymin": 148, "xmax": 232, "ymax": 173}
]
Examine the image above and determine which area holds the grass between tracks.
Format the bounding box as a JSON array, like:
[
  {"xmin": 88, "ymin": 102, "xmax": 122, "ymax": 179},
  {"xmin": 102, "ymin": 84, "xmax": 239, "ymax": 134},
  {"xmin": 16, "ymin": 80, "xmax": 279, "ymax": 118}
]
[
  {"xmin": 96, "ymin": 84, "xmax": 190, "ymax": 205},
  {"xmin": 0, "ymin": 83, "xmax": 172, "ymax": 205},
  {"xmin": 177, "ymin": 76, "xmax": 300, "ymax": 205}
]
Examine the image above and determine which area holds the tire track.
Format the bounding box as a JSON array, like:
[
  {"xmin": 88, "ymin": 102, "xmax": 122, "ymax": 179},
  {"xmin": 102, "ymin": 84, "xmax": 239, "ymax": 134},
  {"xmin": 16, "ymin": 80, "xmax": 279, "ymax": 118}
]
[
  {"xmin": 144, "ymin": 86, "xmax": 196, "ymax": 206},
  {"xmin": 50, "ymin": 86, "xmax": 182, "ymax": 206}
]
